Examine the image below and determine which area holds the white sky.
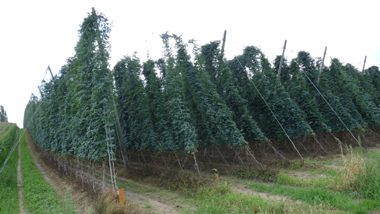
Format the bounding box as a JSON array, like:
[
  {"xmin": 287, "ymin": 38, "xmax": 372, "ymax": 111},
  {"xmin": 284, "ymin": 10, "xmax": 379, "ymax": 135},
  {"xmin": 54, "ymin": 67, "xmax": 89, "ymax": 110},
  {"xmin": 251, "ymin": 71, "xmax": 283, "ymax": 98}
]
[{"xmin": 0, "ymin": 0, "xmax": 379, "ymax": 127}]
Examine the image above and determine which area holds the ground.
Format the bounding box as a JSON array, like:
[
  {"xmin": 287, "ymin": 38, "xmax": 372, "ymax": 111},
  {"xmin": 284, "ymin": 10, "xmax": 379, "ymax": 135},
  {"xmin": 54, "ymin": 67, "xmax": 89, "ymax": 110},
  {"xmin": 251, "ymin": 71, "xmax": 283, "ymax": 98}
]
[{"xmin": 19, "ymin": 130, "xmax": 380, "ymax": 213}]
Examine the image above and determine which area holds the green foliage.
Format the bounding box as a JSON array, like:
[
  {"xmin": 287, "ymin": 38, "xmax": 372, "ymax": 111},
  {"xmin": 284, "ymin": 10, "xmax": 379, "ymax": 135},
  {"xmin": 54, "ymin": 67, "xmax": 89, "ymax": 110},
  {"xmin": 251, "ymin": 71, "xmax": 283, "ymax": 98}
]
[
  {"xmin": 283, "ymin": 55, "xmax": 330, "ymax": 133},
  {"xmin": 0, "ymin": 123, "xmax": 17, "ymax": 153},
  {"xmin": 200, "ymin": 41, "xmax": 267, "ymax": 141},
  {"xmin": 0, "ymin": 125, "xmax": 18, "ymax": 214},
  {"xmin": 0, "ymin": 105, "xmax": 8, "ymax": 122},
  {"xmin": 24, "ymin": 8, "xmax": 380, "ymax": 158},
  {"xmin": 24, "ymin": 8, "xmax": 115, "ymax": 161},
  {"xmin": 229, "ymin": 47, "xmax": 314, "ymax": 139},
  {"xmin": 173, "ymin": 35, "xmax": 247, "ymax": 147},
  {"xmin": 113, "ymin": 56, "xmax": 157, "ymax": 151}
]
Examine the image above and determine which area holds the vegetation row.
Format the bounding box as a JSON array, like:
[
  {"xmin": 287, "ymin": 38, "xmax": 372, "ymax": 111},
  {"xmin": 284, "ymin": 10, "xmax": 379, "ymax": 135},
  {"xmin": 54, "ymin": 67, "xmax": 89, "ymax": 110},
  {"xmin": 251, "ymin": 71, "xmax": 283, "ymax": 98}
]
[
  {"xmin": 24, "ymin": 9, "xmax": 380, "ymax": 162},
  {"xmin": 0, "ymin": 105, "xmax": 8, "ymax": 122}
]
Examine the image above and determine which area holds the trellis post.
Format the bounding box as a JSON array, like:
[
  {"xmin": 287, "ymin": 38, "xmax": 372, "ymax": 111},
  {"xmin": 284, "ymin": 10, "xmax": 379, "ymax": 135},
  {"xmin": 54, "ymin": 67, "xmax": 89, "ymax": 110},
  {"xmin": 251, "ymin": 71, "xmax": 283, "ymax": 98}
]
[
  {"xmin": 277, "ymin": 40, "xmax": 287, "ymax": 79},
  {"xmin": 112, "ymin": 98, "xmax": 129, "ymax": 167},
  {"xmin": 317, "ymin": 46, "xmax": 327, "ymax": 84},
  {"xmin": 47, "ymin": 66, "xmax": 54, "ymax": 80},
  {"xmin": 362, "ymin": 55, "xmax": 367, "ymax": 72},
  {"xmin": 221, "ymin": 30, "xmax": 227, "ymax": 58}
]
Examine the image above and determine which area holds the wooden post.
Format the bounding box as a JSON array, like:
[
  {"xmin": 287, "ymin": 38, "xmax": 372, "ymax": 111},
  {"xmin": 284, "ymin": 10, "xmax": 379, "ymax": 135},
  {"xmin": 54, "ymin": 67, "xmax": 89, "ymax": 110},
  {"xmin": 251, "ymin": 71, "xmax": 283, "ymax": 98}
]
[
  {"xmin": 362, "ymin": 55, "xmax": 367, "ymax": 72},
  {"xmin": 117, "ymin": 189, "xmax": 125, "ymax": 205},
  {"xmin": 47, "ymin": 66, "xmax": 54, "ymax": 80},
  {"xmin": 277, "ymin": 40, "xmax": 287, "ymax": 79},
  {"xmin": 317, "ymin": 47, "xmax": 327, "ymax": 84},
  {"xmin": 221, "ymin": 30, "xmax": 227, "ymax": 58},
  {"xmin": 112, "ymin": 98, "xmax": 129, "ymax": 167},
  {"xmin": 217, "ymin": 30, "xmax": 227, "ymax": 84}
]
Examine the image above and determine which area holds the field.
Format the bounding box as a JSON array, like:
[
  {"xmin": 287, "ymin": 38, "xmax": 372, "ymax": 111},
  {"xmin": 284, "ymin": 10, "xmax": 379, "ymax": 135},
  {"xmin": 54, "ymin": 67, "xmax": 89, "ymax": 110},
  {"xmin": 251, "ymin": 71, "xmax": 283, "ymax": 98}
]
[
  {"xmin": 10, "ymin": 8, "xmax": 380, "ymax": 214},
  {"xmin": 0, "ymin": 123, "xmax": 18, "ymax": 214},
  {"xmin": 20, "ymin": 129, "xmax": 380, "ymax": 214},
  {"xmin": 0, "ymin": 125, "xmax": 81, "ymax": 214},
  {"xmin": 4, "ymin": 126, "xmax": 380, "ymax": 213}
]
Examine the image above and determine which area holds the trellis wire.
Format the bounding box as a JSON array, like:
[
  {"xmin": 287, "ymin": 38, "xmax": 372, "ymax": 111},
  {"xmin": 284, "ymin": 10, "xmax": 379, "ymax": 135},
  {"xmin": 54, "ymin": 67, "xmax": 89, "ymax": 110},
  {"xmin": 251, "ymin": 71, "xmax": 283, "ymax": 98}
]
[
  {"xmin": 235, "ymin": 58, "xmax": 305, "ymax": 162},
  {"xmin": 300, "ymin": 65, "xmax": 360, "ymax": 146}
]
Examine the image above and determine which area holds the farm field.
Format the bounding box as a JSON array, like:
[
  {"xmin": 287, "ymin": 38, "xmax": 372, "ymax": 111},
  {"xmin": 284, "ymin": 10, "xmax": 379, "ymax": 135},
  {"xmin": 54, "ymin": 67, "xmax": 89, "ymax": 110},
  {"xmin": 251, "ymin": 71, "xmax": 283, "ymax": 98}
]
[
  {"xmin": 0, "ymin": 123, "xmax": 19, "ymax": 214},
  {"xmin": 23, "ymin": 129, "xmax": 380, "ymax": 214},
  {"xmin": 0, "ymin": 125, "xmax": 81, "ymax": 214},
  {"xmin": 3, "ymin": 124, "xmax": 380, "ymax": 213},
  {"xmin": 15, "ymin": 8, "xmax": 380, "ymax": 214}
]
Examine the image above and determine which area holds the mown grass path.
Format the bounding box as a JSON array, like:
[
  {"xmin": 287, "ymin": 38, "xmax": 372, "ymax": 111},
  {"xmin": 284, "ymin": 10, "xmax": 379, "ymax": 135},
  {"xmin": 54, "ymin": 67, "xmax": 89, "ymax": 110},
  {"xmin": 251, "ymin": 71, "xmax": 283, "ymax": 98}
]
[{"xmin": 17, "ymin": 142, "xmax": 26, "ymax": 214}]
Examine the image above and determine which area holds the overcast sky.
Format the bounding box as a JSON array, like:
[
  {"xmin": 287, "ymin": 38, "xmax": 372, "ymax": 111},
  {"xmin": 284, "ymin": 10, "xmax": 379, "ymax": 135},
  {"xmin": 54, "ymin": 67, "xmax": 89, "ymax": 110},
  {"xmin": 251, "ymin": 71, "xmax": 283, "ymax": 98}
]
[{"xmin": 0, "ymin": 0, "xmax": 379, "ymax": 127}]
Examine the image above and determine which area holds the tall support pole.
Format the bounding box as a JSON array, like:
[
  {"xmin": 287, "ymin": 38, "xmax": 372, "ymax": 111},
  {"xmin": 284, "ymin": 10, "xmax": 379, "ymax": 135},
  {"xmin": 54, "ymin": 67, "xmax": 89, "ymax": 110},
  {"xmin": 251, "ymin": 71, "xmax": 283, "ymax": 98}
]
[
  {"xmin": 216, "ymin": 30, "xmax": 227, "ymax": 84},
  {"xmin": 277, "ymin": 40, "xmax": 287, "ymax": 79},
  {"xmin": 47, "ymin": 66, "xmax": 54, "ymax": 79},
  {"xmin": 317, "ymin": 47, "xmax": 327, "ymax": 84},
  {"xmin": 362, "ymin": 55, "xmax": 367, "ymax": 72},
  {"xmin": 112, "ymin": 98, "xmax": 129, "ymax": 167},
  {"xmin": 221, "ymin": 30, "xmax": 227, "ymax": 58}
]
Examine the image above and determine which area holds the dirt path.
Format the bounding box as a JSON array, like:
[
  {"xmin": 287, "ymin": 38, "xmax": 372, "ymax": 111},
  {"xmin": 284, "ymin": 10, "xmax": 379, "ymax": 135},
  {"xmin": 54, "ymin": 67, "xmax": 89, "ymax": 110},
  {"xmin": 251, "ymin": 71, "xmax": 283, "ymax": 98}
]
[
  {"xmin": 26, "ymin": 133, "xmax": 94, "ymax": 213},
  {"xmin": 232, "ymin": 182, "xmax": 301, "ymax": 204},
  {"xmin": 17, "ymin": 142, "xmax": 26, "ymax": 214},
  {"xmin": 116, "ymin": 177, "xmax": 194, "ymax": 213}
]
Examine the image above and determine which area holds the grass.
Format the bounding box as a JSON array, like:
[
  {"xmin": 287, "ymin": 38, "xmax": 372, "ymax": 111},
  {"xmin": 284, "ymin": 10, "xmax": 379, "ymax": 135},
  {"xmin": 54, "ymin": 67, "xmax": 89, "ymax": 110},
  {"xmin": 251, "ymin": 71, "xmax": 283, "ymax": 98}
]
[
  {"xmin": 245, "ymin": 143, "xmax": 380, "ymax": 214},
  {"xmin": 20, "ymin": 129, "xmax": 78, "ymax": 214},
  {"xmin": 360, "ymin": 151, "xmax": 380, "ymax": 200},
  {"xmin": 186, "ymin": 181, "xmax": 336, "ymax": 214},
  {"xmin": 0, "ymin": 126, "xmax": 19, "ymax": 214},
  {"xmin": 275, "ymin": 173, "xmax": 330, "ymax": 188},
  {"xmin": 247, "ymin": 182, "xmax": 378, "ymax": 213}
]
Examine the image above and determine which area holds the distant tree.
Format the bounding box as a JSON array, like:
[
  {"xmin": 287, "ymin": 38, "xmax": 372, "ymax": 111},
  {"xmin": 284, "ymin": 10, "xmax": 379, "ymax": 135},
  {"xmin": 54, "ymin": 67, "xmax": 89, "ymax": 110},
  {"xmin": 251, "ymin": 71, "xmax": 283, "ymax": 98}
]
[{"xmin": 0, "ymin": 105, "xmax": 8, "ymax": 122}]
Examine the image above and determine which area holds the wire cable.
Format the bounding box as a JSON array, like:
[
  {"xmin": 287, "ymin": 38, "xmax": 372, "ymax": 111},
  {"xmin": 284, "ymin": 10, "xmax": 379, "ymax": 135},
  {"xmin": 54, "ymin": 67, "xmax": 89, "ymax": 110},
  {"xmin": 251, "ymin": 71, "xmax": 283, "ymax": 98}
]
[
  {"xmin": 300, "ymin": 68, "xmax": 360, "ymax": 146},
  {"xmin": 235, "ymin": 58, "xmax": 305, "ymax": 162}
]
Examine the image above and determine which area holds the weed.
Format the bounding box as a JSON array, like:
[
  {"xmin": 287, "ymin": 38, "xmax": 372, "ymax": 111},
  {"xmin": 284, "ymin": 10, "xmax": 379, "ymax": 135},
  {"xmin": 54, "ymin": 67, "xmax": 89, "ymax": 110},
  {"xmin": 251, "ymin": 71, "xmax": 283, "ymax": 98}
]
[
  {"xmin": 360, "ymin": 150, "xmax": 380, "ymax": 200},
  {"xmin": 289, "ymin": 159, "xmax": 304, "ymax": 170},
  {"xmin": 330, "ymin": 145, "xmax": 366, "ymax": 192},
  {"xmin": 118, "ymin": 165, "xmax": 202, "ymax": 191},
  {"xmin": 63, "ymin": 188, "xmax": 76, "ymax": 213},
  {"xmin": 145, "ymin": 202, "xmax": 152, "ymax": 209},
  {"xmin": 232, "ymin": 168, "xmax": 278, "ymax": 182}
]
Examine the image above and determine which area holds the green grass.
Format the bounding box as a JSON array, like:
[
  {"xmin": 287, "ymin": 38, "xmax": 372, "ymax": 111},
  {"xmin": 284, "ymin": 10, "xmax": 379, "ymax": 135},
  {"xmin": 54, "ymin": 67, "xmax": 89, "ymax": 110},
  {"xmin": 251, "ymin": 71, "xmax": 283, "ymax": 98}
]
[
  {"xmin": 275, "ymin": 173, "xmax": 330, "ymax": 188},
  {"xmin": 247, "ymin": 180, "xmax": 379, "ymax": 213},
  {"xmin": 20, "ymin": 130, "xmax": 78, "ymax": 214},
  {"xmin": 0, "ymin": 123, "xmax": 12, "ymax": 137},
  {"xmin": 244, "ymin": 145, "xmax": 380, "ymax": 214},
  {"xmin": 357, "ymin": 150, "xmax": 380, "ymax": 200},
  {"xmin": 0, "ymin": 126, "xmax": 19, "ymax": 214},
  {"xmin": 185, "ymin": 181, "xmax": 335, "ymax": 214}
]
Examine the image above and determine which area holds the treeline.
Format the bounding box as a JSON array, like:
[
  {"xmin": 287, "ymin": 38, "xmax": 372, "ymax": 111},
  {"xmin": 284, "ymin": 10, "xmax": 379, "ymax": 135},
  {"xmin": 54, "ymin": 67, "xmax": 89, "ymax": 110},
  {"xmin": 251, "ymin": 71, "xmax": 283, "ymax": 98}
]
[
  {"xmin": 0, "ymin": 106, "xmax": 7, "ymax": 122},
  {"xmin": 24, "ymin": 9, "xmax": 380, "ymax": 161}
]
